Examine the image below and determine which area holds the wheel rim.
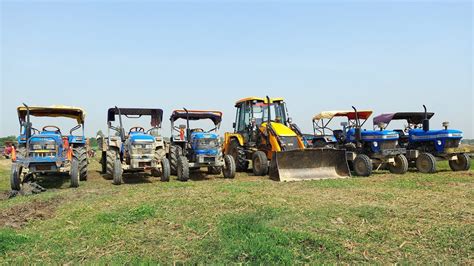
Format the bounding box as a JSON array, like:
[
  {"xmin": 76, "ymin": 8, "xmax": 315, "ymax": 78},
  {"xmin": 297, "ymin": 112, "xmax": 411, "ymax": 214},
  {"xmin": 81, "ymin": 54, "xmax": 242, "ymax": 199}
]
[
  {"xmin": 355, "ymin": 160, "xmax": 365, "ymax": 174},
  {"xmin": 418, "ymin": 157, "xmax": 431, "ymax": 172}
]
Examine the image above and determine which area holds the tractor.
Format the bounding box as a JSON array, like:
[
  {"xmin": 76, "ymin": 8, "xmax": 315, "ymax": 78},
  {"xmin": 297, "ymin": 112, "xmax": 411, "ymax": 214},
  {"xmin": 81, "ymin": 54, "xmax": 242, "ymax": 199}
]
[
  {"xmin": 223, "ymin": 96, "xmax": 350, "ymax": 181},
  {"xmin": 168, "ymin": 109, "xmax": 235, "ymax": 181},
  {"xmin": 312, "ymin": 107, "xmax": 408, "ymax": 176},
  {"xmin": 11, "ymin": 104, "xmax": 88, "ymax": 190},
  {"xmin": 373, "ymin": 105, "xmax": 471, "ymax": 173},
  {"xmin": 100, "ymin": 107, "xmax": 170, "ymax": 185}
]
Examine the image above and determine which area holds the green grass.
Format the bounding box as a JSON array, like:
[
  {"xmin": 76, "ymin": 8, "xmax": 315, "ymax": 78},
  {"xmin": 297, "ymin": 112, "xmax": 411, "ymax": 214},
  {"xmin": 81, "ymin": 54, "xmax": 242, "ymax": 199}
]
[{"xmin": 0, "ymin": 157, "xmax": 472, "ymax": 263}]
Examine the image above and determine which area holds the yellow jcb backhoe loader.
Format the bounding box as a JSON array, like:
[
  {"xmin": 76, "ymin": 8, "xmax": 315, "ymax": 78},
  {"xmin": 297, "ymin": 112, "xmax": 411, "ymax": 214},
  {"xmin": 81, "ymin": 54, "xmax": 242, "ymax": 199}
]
[{"xmin": 223, "ymin": 96, "xmax": 350, "ymax": 181}]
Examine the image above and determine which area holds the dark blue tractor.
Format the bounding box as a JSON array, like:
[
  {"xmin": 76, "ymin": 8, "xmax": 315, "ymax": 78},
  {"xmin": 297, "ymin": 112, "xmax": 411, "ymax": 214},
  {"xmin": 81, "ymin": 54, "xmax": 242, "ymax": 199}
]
[
  {"xmin": 169, "ymin": 109, "xmax": 235, "ymax": 181},
  {"xmin": 99, "ymin": 107, "xmax": 170, "ymax": 185},
  {"xmin": 312, "ymin": 107, "xmax": 408, "ymax": 176},
  {"xmin": 373, "ymin": 105, "xmax": 471, "ymax": 173},
  {"xmin": 11, "ymin": 104, "xmax": 88, "ymax": 190}
]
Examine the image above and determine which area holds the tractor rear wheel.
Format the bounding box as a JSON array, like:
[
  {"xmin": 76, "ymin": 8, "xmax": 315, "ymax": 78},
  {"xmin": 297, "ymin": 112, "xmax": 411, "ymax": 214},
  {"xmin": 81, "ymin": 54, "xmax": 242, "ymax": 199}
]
[
  {"xmin": 252, "ymin": 151, "xmax": 268, "ymax": 176},
  {"xmin": 353, "ymin": 154, "xmax": 372, "ymax": 177},
  {"xmin": 70, "ymin": 157, "xmax": 80, "ymax": 188},
  {"xmin": 208, "ymin": 166, "xmax": 222, "ymax": 175},
  {"xmin": 73, "ymin": 146, "xmax": 88, "ymax": 181},
  {"xmin": 177, "ymin": 156, "xmax": 189, "ymax": 182},
  {"xmin": 223, "ymin": 155, "xmax": 236, "ymax": 179},
  {"xmin": 416, "ymin": 152, "xmax": 436, "ymax": 173},
  {"xmin": 112, "ymin": 156, "xmax": 123, "ymax": 185},
  {"xmin": 100, "ymin": 151, "xmax": 107, "ymax": 174},
  {"xmin": 161, "ymin": 158, "xmax": 171, "ymax": 182},
  {"xmin": 389, "ymin": 154, "xmax": 409, "ymax": 174},
  {"xmin": 169, "ymin": 145, "xmax": 182, "ymax": 175},
  {"xmin": 10, "ymin": 163, "xmax": 22, "ymax": 191},
  {"xmin": 449, "ymin": 153, "xmax": 471, "ymax": 171},
  {"xmin": 229, "ymin": 139, "xmax": 249, "ymax": 172}
]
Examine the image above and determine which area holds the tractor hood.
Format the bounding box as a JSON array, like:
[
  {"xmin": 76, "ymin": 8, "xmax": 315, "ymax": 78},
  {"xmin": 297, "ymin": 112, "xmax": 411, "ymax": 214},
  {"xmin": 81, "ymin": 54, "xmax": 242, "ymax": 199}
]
[
  {"xmin": 191, "ymin": 132, "xmax": 219, "ymax": 140},
  {"xmin": 409, "ymin": 128, "xmax": 463, "ymax": 140},
  {"xmin": 261, "ymin": 122, "xmax": 297, "ymax": 137},
  {"xmin": 347, "ymin": 128, "xmax": 399, "ymax": 141},
  {"xmin": 129, "ymin": 132, "xmax": 155, "ymax": 143}
]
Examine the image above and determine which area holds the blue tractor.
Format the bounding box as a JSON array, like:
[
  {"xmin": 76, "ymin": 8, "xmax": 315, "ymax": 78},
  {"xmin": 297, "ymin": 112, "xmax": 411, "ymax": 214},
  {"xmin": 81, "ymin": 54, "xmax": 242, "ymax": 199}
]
[
  {"xmin": 11, "ymin": 104, "xmax": 88, "ymax": 190},
  {"xmin": 169, "ymin": 109, "xmax": 236, "ymax": 181},
  {"xmin": 99, "ymin": 107, "xmax": 170, "ymax": 185},
  {"xmin": 373, "ymin": 105, "xmax": 471, "ymax": 173},
  {"xmin": 312, "ymin": 107, "xmax": 408, "ymax": 176}
]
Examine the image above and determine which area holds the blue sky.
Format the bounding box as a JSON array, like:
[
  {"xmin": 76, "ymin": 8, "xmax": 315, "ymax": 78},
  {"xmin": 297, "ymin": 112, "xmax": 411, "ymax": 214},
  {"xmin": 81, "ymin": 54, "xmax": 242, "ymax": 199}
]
[{"xmin": 1, "ymin": 1, "xmax": 472, "ymax": 137}]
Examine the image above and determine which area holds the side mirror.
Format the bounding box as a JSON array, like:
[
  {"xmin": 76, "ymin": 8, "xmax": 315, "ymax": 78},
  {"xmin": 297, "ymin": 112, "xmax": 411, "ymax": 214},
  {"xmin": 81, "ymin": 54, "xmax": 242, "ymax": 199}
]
[{"xmin": 232, "ymin": 122, "xmax": 236, "ymax": 129}]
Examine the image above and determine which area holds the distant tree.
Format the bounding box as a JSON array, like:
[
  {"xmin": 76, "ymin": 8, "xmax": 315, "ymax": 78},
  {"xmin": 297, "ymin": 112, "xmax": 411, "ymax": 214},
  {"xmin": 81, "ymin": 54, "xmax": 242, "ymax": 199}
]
[
  {"xmin": 96, "ymin": 130, "xmax": 105, "ymax": 138},
  {"xmin": 0, "ymin": 136, "xmax": 17, "ymax": 146}
]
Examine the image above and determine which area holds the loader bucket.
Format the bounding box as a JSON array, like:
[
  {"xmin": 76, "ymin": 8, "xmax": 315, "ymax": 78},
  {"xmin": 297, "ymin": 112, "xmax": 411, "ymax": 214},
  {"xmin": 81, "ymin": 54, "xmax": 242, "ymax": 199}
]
[{"xmin": 269, "ymin": 148, "xmax": 350, "ymax": 182}]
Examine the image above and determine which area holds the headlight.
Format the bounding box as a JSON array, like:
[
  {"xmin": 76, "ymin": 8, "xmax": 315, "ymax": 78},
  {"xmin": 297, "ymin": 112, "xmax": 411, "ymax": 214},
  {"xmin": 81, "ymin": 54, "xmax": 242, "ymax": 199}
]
[
  {"xmin": 144, "ymin": 144, "xmax": 152, "ymax": 149},
  {"xmin": 373, "ymin": 141, "xmax": 378, "ymax": 147},
  {"xmin": 437, "ymin": 140, "xmax": 442, "ymax": 146},
  {"xmin": 45, "ymin": 144, "xmax": 56, "ymax": 150},
  {"xmin": 32, "ymin": 144, "xmax": 42, "ymax": 150}
]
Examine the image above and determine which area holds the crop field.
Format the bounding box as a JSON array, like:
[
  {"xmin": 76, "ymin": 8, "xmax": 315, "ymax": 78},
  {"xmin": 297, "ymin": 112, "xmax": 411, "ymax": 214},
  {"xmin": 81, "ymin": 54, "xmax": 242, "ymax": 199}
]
[{"xmin": 0, "ymin": 156, "xmax": 472, "ymax": 264}]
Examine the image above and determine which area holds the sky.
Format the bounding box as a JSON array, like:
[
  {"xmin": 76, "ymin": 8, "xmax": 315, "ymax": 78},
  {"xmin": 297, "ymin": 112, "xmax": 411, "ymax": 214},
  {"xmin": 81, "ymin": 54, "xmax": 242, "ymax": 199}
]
[{"xmin": 1, "ymin": 1, "xmax": 472, "ymax": 138}]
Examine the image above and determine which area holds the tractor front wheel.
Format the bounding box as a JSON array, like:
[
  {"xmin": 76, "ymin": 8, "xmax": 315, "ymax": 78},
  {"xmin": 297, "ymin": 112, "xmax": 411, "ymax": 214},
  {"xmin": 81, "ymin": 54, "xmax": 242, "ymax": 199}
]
[
  {"xmin": 161, "ymin": 158, "xmax": 171, "ymax": 182},
  {"xmin": 353, "ymin": 154, "xmax": 372, "ymax": 177},
  {"xmin": 252, "ymin": 151, "xmax": 268, "ymax": 176},
  {"xmin": 169, "ymin": 145, "xmax": 182, "ymax": 175},
  {"xmin": 112, "ymin": 156, "xmax": 123, "ymax": 185},
  {"xmin": 416, "ymin": 152, "xmax": 436, "ymax": 173},
  {"xmin": 73, "ymin": 146, "xmax": 88, "ymax": 181},
  {"xmin": 449, "ymin": 153, "xmax": 471, "ymax": 171},
  {"xmin": 70, "ymin": 158, "xmax": 80, "ymax": 188},
  {"xmin": 10, "ymin": 163, "xmax": 22, "ymax": 191},
  {"xmin": 389, "ymin": 154, "xmax": 409, "ymax": 174},
  {"xmin": 223, "ymin": 155, "xmax": 236, "ymax": 179},
  {"xmin": 177, "ymin": 156, "xmax": 189, "ymax": 182}
]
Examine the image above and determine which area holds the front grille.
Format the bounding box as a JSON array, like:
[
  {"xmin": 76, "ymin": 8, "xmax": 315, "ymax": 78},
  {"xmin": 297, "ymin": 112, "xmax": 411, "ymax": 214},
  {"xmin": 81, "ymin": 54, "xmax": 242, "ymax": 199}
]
[
  {"xmin": 379, "ymin": 140, "xmax": 397, "ymax": 150},
  {"xmin": 196, "ymin": 139, "xmax": 219, "ymax": 150},
  {"xmin": 280, "ymin": 136, "xmax": 300, "ymax": 151},
  {"xmin": 445, "ymin": 139, "xmax": 460, "ymax": 148},
  {"xmin": 133, "ymin": 148, "xmax": 154, "ymax": 155},
  {"xmin": 29, "ymin": 152, "xmax": 57, "ymax": 158}
]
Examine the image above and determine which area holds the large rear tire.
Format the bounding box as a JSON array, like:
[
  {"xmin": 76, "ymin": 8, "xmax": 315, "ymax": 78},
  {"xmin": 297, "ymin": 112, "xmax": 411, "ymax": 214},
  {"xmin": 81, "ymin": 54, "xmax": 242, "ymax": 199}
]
[
  {"xmin": 73, "ymin": 146, "xmax": 88, "ymax": 181},
  {"xmin": 449, "ymin": 153, "xmax": 471, "ymax": 171},
  {"xmin": 100, "ymin": 151, "xmax": 107, "ymax": 174},
  {"xmin": 177, "ymin": 156, "xmax": 189, "ymax": 182},
  {"xmin": 70, "ymin": 158, "xmax": 80, "ymax": 188},
  {"xmin": 229, "ymin": 139, "xmax": 249, "ymax": 172},
  {"xmin": 252, "ymin": 151, "xmax": 268, "ymax": 176},
  {"xmin": 223, "ymin": 155, "xmax": 236, "ymax": 179},
  {"xmin": 353, "ymin": 154, "xmax": 372, "ymax": 177},
  {"xmin": 169, "ymin": 145, "xmax": 182, "ymax": 175},
  {"xmin": 389, "ymin": 154, "xmax": 409, "ymax": 174},
  {"xmin": 161, "ymin": 158, "xmax": 171, "ymax": 182},
  {"xmin": 416, "ymin": 152, "xmax": 436, "ymax": 173},
  {"xmin": 10, "ymin": 163, "xmax": 22, "ymax": 191}
]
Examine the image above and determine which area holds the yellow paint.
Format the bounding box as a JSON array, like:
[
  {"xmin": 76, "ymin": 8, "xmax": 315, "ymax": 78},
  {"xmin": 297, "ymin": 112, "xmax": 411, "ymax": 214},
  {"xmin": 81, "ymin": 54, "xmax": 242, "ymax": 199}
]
[{"xmin": 223, "ymin": 132, "xmax": 244, "ymax": 153}]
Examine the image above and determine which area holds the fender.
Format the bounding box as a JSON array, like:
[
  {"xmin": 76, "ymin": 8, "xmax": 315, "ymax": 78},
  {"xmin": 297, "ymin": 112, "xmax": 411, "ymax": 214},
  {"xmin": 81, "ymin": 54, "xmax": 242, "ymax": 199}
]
[{"xmin": 223, "ymin": 133, "xmax": 244, "ymax": 153}]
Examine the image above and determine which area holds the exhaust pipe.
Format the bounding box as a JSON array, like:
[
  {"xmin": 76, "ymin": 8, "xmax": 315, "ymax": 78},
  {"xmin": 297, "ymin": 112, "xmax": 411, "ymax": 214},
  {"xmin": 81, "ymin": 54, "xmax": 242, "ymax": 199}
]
[
  {"xmin": 422, "ymin": 105, "xmax": 430, "ymax": 131},
  {"xmin": 22, "ymin": 103, "xmax": 32, "ymax": 140},
  {"xmin": 352, "ymin": 106, "xmax": 362, "ymax": 146}
]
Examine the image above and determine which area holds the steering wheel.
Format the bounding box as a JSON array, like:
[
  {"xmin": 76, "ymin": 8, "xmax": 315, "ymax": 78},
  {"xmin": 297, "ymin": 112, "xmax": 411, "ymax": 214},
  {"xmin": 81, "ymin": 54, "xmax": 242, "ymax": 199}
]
[
  {"xmin": 42, "ymin": 125, "xmax": 61, "ymax": 133},
  {"xmin": 129, "ymin": 127, "xmax": 145, "ymax": 134}
]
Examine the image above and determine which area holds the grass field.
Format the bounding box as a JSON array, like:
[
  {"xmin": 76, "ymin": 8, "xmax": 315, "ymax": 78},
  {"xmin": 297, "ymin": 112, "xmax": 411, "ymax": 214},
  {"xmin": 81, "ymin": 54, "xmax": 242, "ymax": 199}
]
[{"xmin": 0, "ymin": 156, "xmax": 472, "ymax": 264}]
